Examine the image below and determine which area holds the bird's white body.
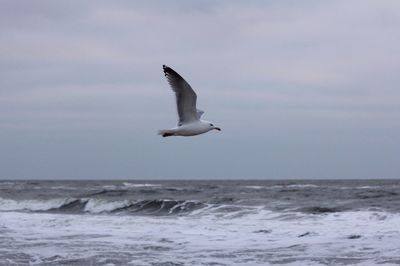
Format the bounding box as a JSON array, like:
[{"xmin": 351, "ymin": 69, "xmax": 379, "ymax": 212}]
[
  {"xmin": 159, "ymin": 120, "xmax": 215, "ymax": 137},
  {"xmin": 159, "ymin": 65, "xmax": 221, "ymax": 137}
]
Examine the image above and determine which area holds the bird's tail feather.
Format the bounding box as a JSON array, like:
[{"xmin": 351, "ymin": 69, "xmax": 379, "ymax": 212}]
[{"xmin": 158, "ymin": 130, "xmax": 174, "ymax": 137}]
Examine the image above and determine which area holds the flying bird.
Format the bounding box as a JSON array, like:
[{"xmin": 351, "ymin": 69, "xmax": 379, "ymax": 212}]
[{"xmin": 158, "ymin": 65, "xmax": 221, "ymax": 137}]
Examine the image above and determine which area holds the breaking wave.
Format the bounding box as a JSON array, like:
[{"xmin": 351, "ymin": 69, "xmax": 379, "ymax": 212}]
[
  {"xmin": 0, "ymin": 196, "xmax": 351, "ymax": 218},
  {"xmin": 0, "ymin": 197, "xmax": 78, "ymax": 212},
  {"xmin": 0, "ymin": 197, "xmax": 206, "ymax": 215}
]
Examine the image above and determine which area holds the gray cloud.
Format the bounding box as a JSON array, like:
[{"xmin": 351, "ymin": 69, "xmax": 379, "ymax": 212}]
[{"xmin": 0, "ymin": 0, "xmax": 399, "ymax": 179}]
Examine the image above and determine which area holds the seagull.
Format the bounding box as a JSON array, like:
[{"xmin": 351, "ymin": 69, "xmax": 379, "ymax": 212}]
[{"xmin": 158, "ymin": 65, "xmax": 221, "ymax": 137}]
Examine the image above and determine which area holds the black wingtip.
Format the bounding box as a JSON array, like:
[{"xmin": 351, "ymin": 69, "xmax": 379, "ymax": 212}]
[
  {"xmin": 162, "ymin": 65, "xmax": 184, "ymax": 81},
  {"xmin": 162, "ymin": 65, "xmax": 168, "ymax": 76},
  {"xmin": 163, "ymin": 65, "xmax": 172, "ymax": 77}
]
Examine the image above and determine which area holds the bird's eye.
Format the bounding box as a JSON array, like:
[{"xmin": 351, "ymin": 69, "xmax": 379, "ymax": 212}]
[{"xmin": 210, "ymin": 123, "xmax": 214, "ymax": 127}]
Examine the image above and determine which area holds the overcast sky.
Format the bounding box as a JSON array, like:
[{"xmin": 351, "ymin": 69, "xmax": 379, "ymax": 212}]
[{"xmin": 1, "ymin": 0, "xmax": 399, "ymax": 179}]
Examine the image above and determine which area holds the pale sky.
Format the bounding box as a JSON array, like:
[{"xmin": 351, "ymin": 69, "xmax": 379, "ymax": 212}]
[{"xmin": 1, "ymin": 0, "xmax": 399, "ymax": 179}]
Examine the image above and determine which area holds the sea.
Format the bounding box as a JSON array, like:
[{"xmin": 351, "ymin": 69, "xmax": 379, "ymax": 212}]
[{"xmin": 1, "ymin": 179, "xmax": 400, "ymax": 266}]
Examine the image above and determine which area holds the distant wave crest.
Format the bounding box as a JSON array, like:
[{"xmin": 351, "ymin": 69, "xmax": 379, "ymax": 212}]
[{"xmin": 243, "ymin": 184, "xmax": 320, "ymax": 190}]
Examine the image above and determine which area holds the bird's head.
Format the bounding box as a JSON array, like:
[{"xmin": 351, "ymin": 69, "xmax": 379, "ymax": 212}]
[{"xmin": 208, "ymin": 122, "xmax": 221, "ymax": 132}]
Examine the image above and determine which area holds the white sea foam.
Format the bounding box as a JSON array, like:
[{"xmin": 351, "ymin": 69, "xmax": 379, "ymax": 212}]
[
  {"xmin": 243, "ymin": 185, "xmax": 265, "ymax": 189},
  {"xmin": 337, "ymin": 185, "xmax": 385, "ymax": 190},
  {"xmin": 1, "ymin": 210, "xmax": 400, "ymax": 265},
  {"xmin": 286, "ymin": 184, "xmax": 319, "ymax": 188},
  {"xmin": 83, "ymin": 199, "xmax": 131, "ymax": 213},
  {"xmin": 49, "ymin": 186, "xmax": 79, "ymax": 190},
  {"xmin": 100, "ymin": 182, "xmax": 162, "ymax": 190},
  {"xmin": 1, "ymin": 180, "xmax": 400, "ymax": 265},
  {"xmin": 355, "ymin": 186, "xmax": 382, "ymax": 189},
  {"xmin": 122, "ymin": 182, "xmax": 162, "ymax": 188},
  {"xmin": 101, "ymin": 185, "xmax": 120, "ymax": 190}
]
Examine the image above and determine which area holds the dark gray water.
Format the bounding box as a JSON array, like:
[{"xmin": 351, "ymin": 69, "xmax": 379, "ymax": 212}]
[{"xmin": 1, "ymin": 179, "xmax": 400, "ymax": 265}]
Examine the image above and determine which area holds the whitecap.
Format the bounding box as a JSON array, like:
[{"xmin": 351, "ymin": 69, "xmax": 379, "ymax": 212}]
[
  {"xmin": 122, "ymin": 182, "xmax": 162, "ymax": 188},
  {"xmin": 243, "ymin": 186, "xmax": 265, "ymax": 189},
  {"xmin": 286, "ymin": 184, "xmax": 319, "ymax": 188},
  {"xmin": 83, "ymin": 198, "xmax": 132, "ymax": 214}
]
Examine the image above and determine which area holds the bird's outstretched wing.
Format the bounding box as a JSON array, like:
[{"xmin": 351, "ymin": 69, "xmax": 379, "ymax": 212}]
[{"xmin": 163, "ymin": 65, "xmax": 199, "ymax": 125}]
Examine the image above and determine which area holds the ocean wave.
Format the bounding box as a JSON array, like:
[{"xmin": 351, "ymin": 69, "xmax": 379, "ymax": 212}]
[
  {"xmin": 243, "ymin": 184, "xmax": 320, "ymax": 190},
  {"xmin": 243, "ymin": 186, "xmax": 265, "ymax": 189},
  {"xmin": 98, "ymin": 183, "xmax": 162, "ymax": 191},
  {"xmin": 355, "ymin": 191, "xmax": 398, "ymax": 199},
  {"xmin": 122, "ymin": 183, "xmax": 162, "ymax": 188},
  {"xmin": 116, "ymin": 199, "xmax": 206, "ymax": 215},
  {"xmin": 0, "ymin": 197, "xmax": 78, "ymax": 211},
  {"xmin": 297, "ymin": 206, "xmax": 344, "ymax": 214},
  {"xmin": 286, "ymin": 184, "xmax": 319, "ymax": 188},
  {"xmin": 0, "ymin": 195, "xmax": 347, "ymax": 217},
  {"xmin": 338, "ymin": 185, "xmax": 383, "ymax": 190},
  {"xmin": 84, "ymin": 198, "xmax": 132, "ymax": 213},
  {"xmin": 88, "ymin": 189, "xmax": 128, "ymax": 197},
  {"xmin": 0, "ymin": 197, "xmax": 205, "ymax": 215},
  {"xmin": 49, "ymin": 186, "xmax": 80, "ymax": 190},
  {"xmin": 100, "ymin": 185, "xmax": 120, "ymax": 190},
  {"xmin": 355, "ymin": 186, "xmax": 382, "ymax": 189}
]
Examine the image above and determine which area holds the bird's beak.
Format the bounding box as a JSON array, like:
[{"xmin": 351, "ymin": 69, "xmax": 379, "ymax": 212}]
[{"xmin": 214, "ymin": 127, "xmax": 221, "ymax": 131}]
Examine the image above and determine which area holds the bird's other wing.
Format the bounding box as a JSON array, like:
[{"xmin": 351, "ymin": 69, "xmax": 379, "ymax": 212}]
[
  {"xmin": 196, "ymin": 109, "xmax": 204, "ymax": 119},
  {"xmin": 163, "ymin": 65, "xmax": 198, "ymax": 125}
]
